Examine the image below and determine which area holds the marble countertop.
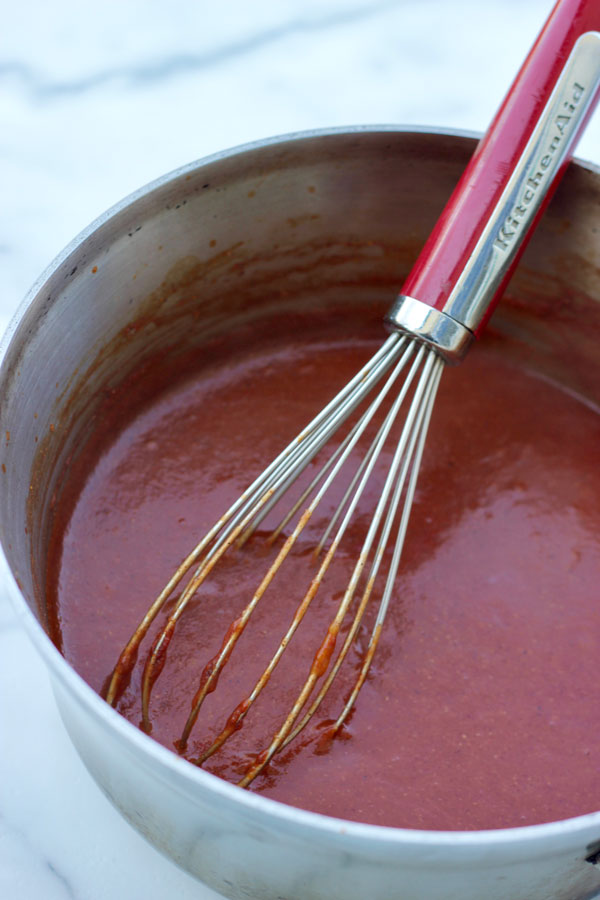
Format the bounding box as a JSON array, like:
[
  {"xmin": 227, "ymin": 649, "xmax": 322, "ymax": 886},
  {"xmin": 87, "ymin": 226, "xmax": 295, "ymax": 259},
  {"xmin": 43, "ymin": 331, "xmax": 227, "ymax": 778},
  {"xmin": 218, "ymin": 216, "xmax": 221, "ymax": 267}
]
[{"xmin": 2, "ymin": 2, "xmax": 600, "ymax": 898}]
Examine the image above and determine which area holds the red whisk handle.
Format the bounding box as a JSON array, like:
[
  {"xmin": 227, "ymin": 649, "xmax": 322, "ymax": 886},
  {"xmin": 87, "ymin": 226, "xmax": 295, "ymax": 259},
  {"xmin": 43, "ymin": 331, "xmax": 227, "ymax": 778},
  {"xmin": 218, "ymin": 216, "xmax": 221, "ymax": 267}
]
[{"xmin": 386, "ymin": 0, "xmax": 600, "ymax": 362}]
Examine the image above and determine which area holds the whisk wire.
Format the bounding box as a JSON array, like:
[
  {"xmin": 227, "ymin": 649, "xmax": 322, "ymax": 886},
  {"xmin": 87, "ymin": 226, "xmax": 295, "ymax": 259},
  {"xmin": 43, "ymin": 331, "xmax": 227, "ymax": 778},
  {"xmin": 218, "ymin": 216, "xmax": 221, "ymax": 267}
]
[
  {"xmin": 281, "ymin": 348, "xmax": 443, "ymax": 750},
  {"xmin": 106, "ymin": 330, "xmax": 446, "ymax": 787},
  {"xmin": 235, "ymin": 346, "xmax": 442, "ymax": 785},
  {"xmin": 238, "ymin": 334, "xmax": 411, "ymax": 544},
  {"xmin": 332, "ymin": 351, "xmax": 444, "ymax": 733},
  {"xmin": 182, "ymin": 339, "xmax": 423, "ymax": 753},
  {"xmin": 105, "ymin": 333, "xmax": 406, "ymax": 710}
]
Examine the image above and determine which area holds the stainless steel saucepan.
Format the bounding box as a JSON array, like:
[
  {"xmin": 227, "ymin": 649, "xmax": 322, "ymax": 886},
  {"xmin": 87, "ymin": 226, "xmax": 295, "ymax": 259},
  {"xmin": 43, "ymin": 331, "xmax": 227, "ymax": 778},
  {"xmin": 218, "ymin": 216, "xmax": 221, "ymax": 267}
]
[{"xmin": 1, "ymin": 128, "xmax": 600, "ymax": 900}]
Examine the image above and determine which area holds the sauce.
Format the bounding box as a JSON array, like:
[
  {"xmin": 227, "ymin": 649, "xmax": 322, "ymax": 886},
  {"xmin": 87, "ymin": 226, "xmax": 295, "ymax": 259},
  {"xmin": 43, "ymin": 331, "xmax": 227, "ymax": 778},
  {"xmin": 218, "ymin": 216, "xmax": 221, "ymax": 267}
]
[{"xmin": 47, "ymin": 310, "xmax": 600, "ymax": 830}]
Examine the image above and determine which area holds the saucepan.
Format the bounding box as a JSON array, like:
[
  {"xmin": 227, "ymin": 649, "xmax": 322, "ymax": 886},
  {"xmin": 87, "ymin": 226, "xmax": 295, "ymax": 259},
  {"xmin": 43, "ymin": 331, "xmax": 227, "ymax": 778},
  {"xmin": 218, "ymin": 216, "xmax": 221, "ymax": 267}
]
[{"xmin": 1, "ymin": 128, "xmax": 600, "ymax": 900}]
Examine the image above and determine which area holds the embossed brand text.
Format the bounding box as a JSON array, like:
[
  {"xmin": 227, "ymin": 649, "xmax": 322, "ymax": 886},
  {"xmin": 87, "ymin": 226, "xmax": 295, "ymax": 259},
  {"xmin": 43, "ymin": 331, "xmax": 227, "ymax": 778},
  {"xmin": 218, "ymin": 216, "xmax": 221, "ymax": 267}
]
[{"xmin": 494, "ymin": 82, "xmax": 585, "ymax": 251}]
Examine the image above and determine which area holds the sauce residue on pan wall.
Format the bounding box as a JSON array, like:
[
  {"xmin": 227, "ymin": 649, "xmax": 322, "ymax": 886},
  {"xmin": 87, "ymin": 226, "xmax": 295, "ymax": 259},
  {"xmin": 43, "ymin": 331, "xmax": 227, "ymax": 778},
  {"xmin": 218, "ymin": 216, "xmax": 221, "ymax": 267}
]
[{"xmin": 46, "ymin": 307, "xmax": 600, "ymax": 831}]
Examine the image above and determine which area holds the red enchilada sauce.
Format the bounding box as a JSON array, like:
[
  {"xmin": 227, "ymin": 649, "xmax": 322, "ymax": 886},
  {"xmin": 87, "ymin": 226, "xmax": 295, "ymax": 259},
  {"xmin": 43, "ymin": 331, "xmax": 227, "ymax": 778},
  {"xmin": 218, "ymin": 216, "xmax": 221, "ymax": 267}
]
[{"xmin": 47, "ymin": 312, "xmax": 600, "ymax": 831}]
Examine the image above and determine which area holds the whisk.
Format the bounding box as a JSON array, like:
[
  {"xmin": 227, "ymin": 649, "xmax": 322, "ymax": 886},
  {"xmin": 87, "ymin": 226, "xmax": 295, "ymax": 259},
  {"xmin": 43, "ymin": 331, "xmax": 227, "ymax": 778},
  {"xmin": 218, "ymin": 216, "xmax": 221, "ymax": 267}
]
[{"xmin": 106, "ymin": 0, "xmax": 600, "ymax": 787}]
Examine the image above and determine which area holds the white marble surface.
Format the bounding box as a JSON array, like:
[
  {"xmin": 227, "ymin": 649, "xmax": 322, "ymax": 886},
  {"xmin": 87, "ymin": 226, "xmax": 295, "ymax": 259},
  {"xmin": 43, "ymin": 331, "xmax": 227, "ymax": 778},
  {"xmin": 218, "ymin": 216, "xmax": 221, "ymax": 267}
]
[{"xmin": 2, "ymin": 2, "xmax": 600, "ymax": 898}]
